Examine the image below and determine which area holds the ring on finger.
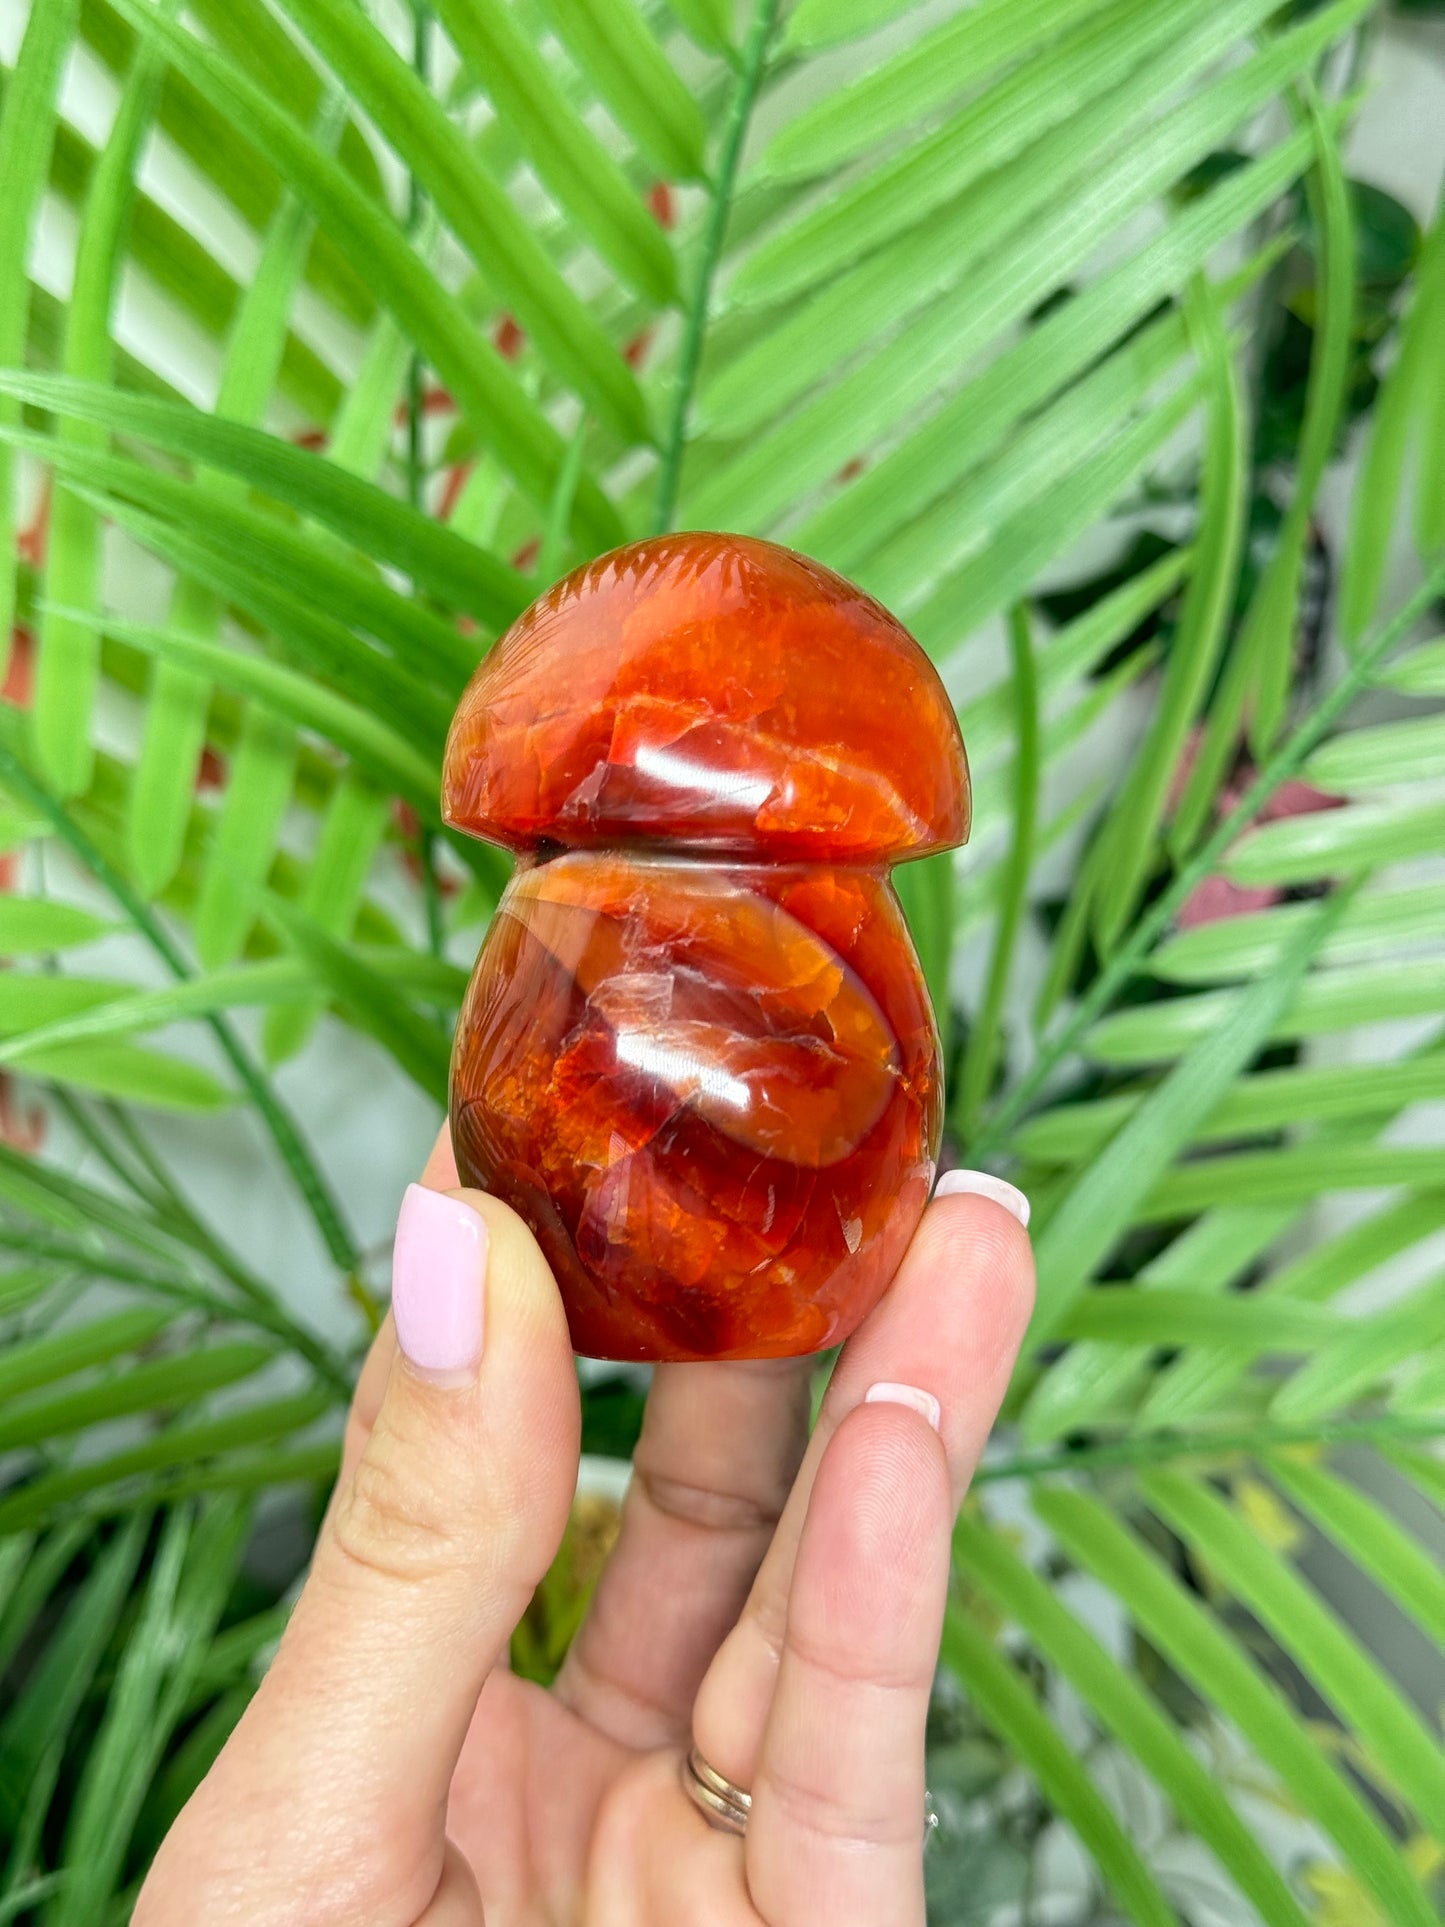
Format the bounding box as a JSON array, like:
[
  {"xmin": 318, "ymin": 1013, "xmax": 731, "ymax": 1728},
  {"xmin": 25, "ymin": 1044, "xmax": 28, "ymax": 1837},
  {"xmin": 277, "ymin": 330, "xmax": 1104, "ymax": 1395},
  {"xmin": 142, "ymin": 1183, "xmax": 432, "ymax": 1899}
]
[{"xmin": 682, "ymin": 1747, "xmax": 751, "ymax": 1836}]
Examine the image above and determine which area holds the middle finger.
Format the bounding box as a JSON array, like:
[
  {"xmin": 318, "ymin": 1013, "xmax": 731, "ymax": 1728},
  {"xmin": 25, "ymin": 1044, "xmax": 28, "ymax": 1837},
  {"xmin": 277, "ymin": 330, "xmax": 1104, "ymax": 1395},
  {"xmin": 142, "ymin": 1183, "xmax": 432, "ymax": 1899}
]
[{"xmin": 553, "ymin": 1356, "xmax": 812, "ymax": 1749}]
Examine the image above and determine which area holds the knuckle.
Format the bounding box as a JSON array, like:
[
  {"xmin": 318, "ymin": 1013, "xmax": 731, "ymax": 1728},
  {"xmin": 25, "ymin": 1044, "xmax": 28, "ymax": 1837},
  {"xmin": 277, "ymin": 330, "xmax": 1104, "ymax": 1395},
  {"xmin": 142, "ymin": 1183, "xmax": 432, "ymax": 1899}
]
[
  {"xmin": 329, "ymin": 1433, "xmax": 470, "ymax": 1588},
  {"xmin": 741, "ymin": 1583, "xmax": 789, "ymax": 1665},
  {"xmin": 633, "ymin": 1457, "xmax": 785, "ymax": 1536},
  {"xmin": 790, "ymin": 1625, "xmax": 935, "ymax": 1697},
  {"xmin": 757, "ymin": 1760, "xmax": 922, "ymax": 1852},
  {"xmin": 592, "ymin": 1756, "xmax": 753, "ymax": 1924},
  {"xmin": 137, "ymin": 1784, "xmax": 426, "ymax": 1927},
  {"xmin": 562, "ymin": 1639, "xmax": 687, "ymax": 1739}
]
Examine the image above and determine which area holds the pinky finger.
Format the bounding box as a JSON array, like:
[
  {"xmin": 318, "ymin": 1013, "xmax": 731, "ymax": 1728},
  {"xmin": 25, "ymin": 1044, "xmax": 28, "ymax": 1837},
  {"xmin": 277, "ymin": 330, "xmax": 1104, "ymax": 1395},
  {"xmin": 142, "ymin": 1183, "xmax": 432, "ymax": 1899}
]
[{"xmin": 744, "ymin": 1396, "xmax": 950, "ymax": 1927}]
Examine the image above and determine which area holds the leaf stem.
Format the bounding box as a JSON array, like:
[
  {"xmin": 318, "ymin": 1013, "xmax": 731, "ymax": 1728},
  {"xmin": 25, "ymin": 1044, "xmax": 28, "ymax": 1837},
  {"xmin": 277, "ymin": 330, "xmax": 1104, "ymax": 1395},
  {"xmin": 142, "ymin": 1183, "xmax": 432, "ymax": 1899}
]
[
  {"xmin": 37, "ymin": 1093, "xmax": 338, "ymax": 1366},
  {"xmin": 99, "ymin": 1099, "xmax": 202, "ymax": 1215},
  {"xmin": 421, "ymin": 832, "xmax": 445, "ymax": 959},
  {"xmin": 0, "ymin": 741, "xmax": 361, "ymax": 1294},
  {"xmin": 406, "ymin": 2, "xmax": 430, "ymax": 520},
  {"xmin": 973, "ymin": 560, "xmax": 1445, "ymax": 1160},
  {"xmin": 650, "ymin": 0, "xmax": 778, "ymax": 535},
  {"xmin": 0, "ymin": 1874, "xmax": 63, "ymax": 1924},
  {"xmin": 974, "ymin": 1411, "xmax": 1445, "ymax": 1485},
  {"xmin": 50, "ymin": 1088, "xmax": 166, "ymax": 1210},
  {"xmin": 404, "ymin": 4, "xmax": 448, "ymax": 959},
  {"xmin": 0, "ymin": 1224, "xmax": 344, "ymax": 1382},
  {"xmin": 956, "ymin": 603, "xmax": 1038, "ymax": 1139},
  {"xmin": 94, "ymin": 1100, "xmax": 345, "ymax": 1378}
]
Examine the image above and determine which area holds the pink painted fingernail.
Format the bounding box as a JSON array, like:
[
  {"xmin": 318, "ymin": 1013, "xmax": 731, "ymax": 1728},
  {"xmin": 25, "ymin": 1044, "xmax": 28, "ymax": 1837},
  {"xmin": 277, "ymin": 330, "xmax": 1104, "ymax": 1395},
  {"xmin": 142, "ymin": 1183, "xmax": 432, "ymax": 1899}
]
[
  {"xmin": 933, "ymin": 1168, "xmax": 1030, "ymax": 1227},
  {"xmin": 391, "ymin": 1184, "xmax": 487, "ymax": 1379},
  {"xmin": 864, "ymin": 1381, "xmax": 942, "ymax": 1432}
]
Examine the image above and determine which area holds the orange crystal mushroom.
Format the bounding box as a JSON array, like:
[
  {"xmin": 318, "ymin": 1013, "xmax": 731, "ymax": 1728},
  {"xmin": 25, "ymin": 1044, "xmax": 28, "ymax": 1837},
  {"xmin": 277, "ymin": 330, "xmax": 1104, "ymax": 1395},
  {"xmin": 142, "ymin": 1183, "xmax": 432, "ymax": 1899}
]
[{"xmin": 444, "ymin": 533, "xmax": 970, "ymax": 1361}]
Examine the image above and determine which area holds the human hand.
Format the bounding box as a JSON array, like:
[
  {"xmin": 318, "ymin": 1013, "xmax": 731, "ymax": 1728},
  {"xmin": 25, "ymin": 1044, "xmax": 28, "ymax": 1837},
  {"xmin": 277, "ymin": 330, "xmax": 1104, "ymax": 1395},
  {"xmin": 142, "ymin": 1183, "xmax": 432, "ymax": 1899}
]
[{"xmin": 136, "ymin": 1133, "xmax": 1033, "ymax": 1926}]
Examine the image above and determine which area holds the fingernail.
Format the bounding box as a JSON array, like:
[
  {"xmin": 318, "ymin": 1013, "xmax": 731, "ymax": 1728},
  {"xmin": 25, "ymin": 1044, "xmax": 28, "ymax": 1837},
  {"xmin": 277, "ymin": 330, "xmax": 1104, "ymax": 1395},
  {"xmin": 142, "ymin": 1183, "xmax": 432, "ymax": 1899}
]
[
  {"xmin": 933, "ymin": 1168, "xmax": 1031, "ymax": 1227},
  {"xmin": 864, "ymin": 1381, "xmax": 942, "ymax": 1432},
  {"xmin": 391, "ymin": 1184, "xmax": 487, "ymax": 1379}
]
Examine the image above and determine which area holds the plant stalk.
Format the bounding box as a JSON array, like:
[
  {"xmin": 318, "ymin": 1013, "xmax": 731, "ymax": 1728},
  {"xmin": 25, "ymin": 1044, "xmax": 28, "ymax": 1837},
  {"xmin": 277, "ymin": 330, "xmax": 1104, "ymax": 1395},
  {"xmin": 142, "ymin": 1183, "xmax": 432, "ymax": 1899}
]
[
  {"xmin": 975, "ymin": 1411, "xmax": 1445, "ymax": 1485},
  {"xmin": 650, "ymin": 0, "xmax": 778, "ymax": 535},
  {"xmin": 406, "ymin": 1, "xmax": 429, "ymax": 520},
  {"xmin": 974, "ymin": 559, "xmax": 1445, "ymax": 1160},
  {"xmin": 957, "ymin": 602, "xmax": 1039, "ymax": 1138}
]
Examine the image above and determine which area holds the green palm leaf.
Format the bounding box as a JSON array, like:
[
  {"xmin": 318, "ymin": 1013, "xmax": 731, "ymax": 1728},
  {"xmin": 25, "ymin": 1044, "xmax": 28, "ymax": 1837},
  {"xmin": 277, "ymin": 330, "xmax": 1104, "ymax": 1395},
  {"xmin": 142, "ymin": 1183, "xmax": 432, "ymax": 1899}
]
[{"xmin": 4, "ymin": 2, "xmax": 1445, "ymax": 1917}]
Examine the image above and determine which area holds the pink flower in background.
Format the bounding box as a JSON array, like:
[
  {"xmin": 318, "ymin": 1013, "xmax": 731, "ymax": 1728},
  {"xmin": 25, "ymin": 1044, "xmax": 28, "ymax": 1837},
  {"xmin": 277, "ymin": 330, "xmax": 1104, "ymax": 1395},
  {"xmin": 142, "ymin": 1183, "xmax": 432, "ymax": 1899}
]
[
  {"xmin": 494, "ymin": 315, "xmax": 524, "ymax": 361},
  {"xmin": 1, "ymin": 623, "xmax": 34, "ymax": 900},
  {"xmin": 438, "ymin": 460, "xmax": 474, "ymax": 522},
  {"xmin": 393, "ymin": 799, "xmax": 459, "ymax": 900},
  {"xmin": 1176, "ymin": 871, "xmax": 1279, "ymax": 928},
  {"xmin": 623, "ymin": 181, "xmax": 677, "ymax": 358},
  {"xmin": 1258, "ymin": 776, "xmax": 1343, "ymax": 825},
  {"xmin": 392, "ymin": 382, "xmax": 456, "ymax": 422},
  {"xmin": 0, "ymin": 1079, "xmax": 44, "ymax": 1155},
  {"xmin": 623, "ymin": 327, "xmax": 654, "ymax": 369},
  {"xmin": 2, "ymin": 496, "xmax": 46, "ymax": 1151},
  {"xmin": 2, "ymin": 621, "xmax": 32, "ymax": 710},
  {"xmin": 195, "ymin": 744, "xmax": 227, "ymax": 793},
  {"xmin": 1171, "ymin": 728, "xmax": 1342, "ymax": 928},
  {"xmin": 5, "ymin": 477, "xmax": 44, "ymax": 872},
  {"xmin": 16, "ymin": 476, "xmax": 49, "ymax": 567}
]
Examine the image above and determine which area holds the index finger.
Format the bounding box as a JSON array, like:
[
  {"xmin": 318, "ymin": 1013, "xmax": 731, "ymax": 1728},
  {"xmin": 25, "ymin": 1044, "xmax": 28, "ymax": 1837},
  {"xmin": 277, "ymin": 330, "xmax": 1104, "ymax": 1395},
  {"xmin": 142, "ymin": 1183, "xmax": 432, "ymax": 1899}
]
[
  {"xmin": 746, "ymin": 1398, "xmax": 950, "ymax": 1927},
  {"xmin": 420, "ymin": 1122, "xmax": 460, "ymax": 1191}
]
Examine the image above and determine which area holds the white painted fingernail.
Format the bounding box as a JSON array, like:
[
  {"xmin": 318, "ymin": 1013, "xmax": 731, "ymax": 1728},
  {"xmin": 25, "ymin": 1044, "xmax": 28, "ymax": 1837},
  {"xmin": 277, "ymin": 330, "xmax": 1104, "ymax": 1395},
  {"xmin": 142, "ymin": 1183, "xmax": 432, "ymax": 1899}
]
[
  {"xmin": 933, "ymin": 1168, "xmax": 1030, "ymax": 1227},
  {"xmin": 864, "ymin": 1381, "xmax": 942, "ymax": 1432}
]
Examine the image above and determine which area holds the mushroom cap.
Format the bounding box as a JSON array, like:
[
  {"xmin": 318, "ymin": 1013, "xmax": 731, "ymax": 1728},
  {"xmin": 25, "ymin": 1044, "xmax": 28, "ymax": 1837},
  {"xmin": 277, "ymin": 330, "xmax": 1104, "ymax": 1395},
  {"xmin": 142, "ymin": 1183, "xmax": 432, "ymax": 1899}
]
[{"xmin": 442, "ymin": 532, "xmax": 969, "ymax": 863}]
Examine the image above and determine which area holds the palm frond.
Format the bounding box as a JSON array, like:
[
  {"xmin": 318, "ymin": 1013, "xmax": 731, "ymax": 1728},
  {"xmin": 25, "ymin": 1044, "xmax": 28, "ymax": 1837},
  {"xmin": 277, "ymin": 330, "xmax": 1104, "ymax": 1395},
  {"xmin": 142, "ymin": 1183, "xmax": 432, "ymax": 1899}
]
[{"xmin": 2, "ymin": 1, "xmax": 1443, "ymax": 1918}]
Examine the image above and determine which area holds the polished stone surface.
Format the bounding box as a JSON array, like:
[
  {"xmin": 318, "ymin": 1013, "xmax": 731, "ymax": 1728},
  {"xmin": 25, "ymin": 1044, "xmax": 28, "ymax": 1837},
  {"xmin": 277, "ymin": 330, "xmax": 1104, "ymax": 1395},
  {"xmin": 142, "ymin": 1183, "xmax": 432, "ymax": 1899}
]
[
  {"xmin": 444, "ymin": 532, "xmax": 969, "ymax": 863},
  {"xmin": 451, "ymin": 854, "xmax": 942, "ymax": 1359},
  {"xmin": 444, "ymin": 535, "xmax": 968, "ymax": 1360}
]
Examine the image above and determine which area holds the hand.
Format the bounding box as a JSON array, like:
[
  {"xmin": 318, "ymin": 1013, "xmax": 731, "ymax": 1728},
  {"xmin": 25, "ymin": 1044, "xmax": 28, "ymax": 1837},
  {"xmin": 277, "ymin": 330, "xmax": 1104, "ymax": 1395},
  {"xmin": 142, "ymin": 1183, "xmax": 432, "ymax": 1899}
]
[{"xmin": 136, "ymin": 1134, "xmax": 1033, "ymax": 1926}]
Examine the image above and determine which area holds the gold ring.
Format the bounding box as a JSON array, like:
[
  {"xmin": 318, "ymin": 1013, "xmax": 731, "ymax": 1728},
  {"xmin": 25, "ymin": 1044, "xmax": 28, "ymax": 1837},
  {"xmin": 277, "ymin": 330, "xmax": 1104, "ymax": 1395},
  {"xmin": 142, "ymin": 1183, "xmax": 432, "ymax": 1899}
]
[
  {"xmin": 682, "ymin": 1745, "xmax": 751, "ymax": 1836},
  {"xmin": 683, "ymin": 1744, "xmax": 941, "ymax": 1846}
]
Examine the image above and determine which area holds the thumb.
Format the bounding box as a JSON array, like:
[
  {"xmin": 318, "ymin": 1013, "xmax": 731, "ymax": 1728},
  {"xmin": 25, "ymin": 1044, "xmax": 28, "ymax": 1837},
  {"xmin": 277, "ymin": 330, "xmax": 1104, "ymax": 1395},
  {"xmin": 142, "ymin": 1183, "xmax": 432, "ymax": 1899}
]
[
  {"xmin": 159, "ymin": 1186, "xmax": 579, "ymax": 1923},
  {"xmin": 305, "ymin": 1182, "xmax": 579, "ymax": 1766}
]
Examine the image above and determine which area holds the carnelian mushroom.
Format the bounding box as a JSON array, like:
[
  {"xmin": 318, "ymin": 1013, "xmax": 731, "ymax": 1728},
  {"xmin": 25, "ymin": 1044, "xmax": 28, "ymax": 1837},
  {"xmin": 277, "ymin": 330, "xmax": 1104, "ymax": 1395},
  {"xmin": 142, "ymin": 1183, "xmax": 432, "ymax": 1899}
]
[{"xmin": 444, "ymin": 534, "xmax": 970, "ymax": 1362}]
